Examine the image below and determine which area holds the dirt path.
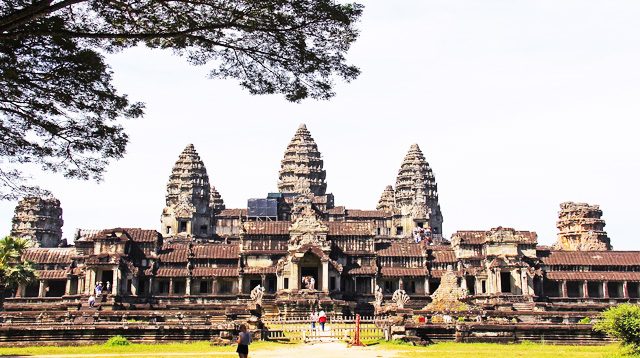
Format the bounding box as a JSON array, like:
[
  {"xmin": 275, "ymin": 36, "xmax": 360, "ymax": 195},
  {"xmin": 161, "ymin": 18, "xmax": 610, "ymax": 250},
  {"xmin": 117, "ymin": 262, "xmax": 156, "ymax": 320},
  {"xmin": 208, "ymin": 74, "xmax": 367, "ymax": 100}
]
[{"xmin": 8, "ymin": 342, "xmax": 400, "ymax": 358}]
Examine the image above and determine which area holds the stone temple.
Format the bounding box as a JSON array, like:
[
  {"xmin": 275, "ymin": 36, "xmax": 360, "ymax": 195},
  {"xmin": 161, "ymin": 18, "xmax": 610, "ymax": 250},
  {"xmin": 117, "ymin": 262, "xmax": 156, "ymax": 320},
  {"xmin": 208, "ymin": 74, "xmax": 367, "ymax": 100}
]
[{"xmin": 3, "ymin": 124, "xmax": 638, "ymax": 344}]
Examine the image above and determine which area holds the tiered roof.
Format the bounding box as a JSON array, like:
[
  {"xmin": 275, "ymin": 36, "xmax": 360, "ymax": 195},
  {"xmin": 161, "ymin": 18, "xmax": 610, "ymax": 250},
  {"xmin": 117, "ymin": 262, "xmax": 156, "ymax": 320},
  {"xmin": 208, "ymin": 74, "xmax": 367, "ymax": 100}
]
[{"xmin": 277, "ymin": 124, "xmax": 327, "ymax": 196}]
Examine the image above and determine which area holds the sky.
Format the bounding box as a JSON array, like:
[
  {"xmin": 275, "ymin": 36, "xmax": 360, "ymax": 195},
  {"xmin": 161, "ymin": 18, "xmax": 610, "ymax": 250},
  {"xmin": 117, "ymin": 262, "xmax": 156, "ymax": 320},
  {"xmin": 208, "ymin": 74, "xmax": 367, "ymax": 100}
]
[{"xmin": 2, "ymin": 1, "xmax": 640, "ymax": 249}]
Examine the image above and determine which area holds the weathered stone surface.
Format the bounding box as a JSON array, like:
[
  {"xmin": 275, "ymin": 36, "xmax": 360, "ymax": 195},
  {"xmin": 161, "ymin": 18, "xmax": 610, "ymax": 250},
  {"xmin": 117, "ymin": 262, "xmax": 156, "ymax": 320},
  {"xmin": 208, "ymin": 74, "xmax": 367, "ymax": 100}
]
[
  {"xmin": 394, "ymin": 144, "xmax": 443, "ymax": 234},
  {"xmin": 277, "ymin": 124, "xmax": 327, "ymax": 196},
  {"xmin": 209, "ymin": 186, "xmax": 226, "ymax": 214},
  {"xmin": 11, "ymin": 196, "xmax": 63, "ymax": 247},
  {"xmin": 160, "ymin": 144, "xmax": 213, "ymax": 238},
  {"xmin": 425, "ymin": 267, "xmax": 468, "ymax": 312},
  {"xmin": 554, "ymin": 202, "xmax": 611, "ymax": 251},
  {"xmin": 376, "ymin": 185, "xmax": 396, "ymax": 212}
]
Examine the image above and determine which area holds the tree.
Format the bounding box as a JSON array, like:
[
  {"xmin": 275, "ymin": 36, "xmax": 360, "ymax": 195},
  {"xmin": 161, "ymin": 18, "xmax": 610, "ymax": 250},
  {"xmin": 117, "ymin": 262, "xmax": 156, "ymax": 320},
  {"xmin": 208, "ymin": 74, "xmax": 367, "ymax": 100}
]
[
  {"xmin": 594, "ymin": 303, "xmax": 640, "ymax": 354},
  {"xmin": 0, "ymin": 1, "xmax": 363, "ymax": 199},
  {"xmin": 0, "ymin": 236, "xmax": 37, "ymax": 297}
]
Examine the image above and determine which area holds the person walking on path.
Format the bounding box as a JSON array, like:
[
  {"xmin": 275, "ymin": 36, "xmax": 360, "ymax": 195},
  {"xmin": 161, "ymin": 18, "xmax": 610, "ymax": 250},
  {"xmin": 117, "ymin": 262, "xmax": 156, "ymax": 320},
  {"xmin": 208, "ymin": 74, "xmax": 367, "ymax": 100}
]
[
  {"xmin": 236, "ymin": 324, "xmax": 251, "ymax": 358},
  {"xmin": 88, "ymin": 295, "xmax": 95, "ymax": 308},
  {"xmin": 318, "ymin": 310, "xmax": 327, "ymax": 331},
  {"xmin": 310, "ymin": 310, "xmax": 318, "ymax": 330}
]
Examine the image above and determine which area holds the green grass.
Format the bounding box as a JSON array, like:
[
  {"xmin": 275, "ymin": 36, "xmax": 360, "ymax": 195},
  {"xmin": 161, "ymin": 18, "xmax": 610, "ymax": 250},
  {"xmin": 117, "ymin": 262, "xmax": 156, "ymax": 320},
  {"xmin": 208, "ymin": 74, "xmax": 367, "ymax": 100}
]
[
  {"xmin": 0, "ymin": 340, "xmax": 285, "ymax": 356},
  {"xmin": 374, "ymin": 341, "xmax": 627, "ymax": 358}
]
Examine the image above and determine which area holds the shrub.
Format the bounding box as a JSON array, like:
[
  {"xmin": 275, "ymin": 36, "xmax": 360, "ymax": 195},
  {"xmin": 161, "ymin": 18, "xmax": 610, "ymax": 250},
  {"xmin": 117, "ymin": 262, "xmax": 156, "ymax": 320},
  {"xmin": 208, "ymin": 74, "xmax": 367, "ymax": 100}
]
[
  {"xmin": 579, "ymin": 317, "xmax": 592, "ymax": 324},
  {"xmin": 104, "ymin": 335, "xmax": 130, "ymax": 347},
  {"xmin": 593, "ymin": 304, "xmax": 640, "ymax": 354}
]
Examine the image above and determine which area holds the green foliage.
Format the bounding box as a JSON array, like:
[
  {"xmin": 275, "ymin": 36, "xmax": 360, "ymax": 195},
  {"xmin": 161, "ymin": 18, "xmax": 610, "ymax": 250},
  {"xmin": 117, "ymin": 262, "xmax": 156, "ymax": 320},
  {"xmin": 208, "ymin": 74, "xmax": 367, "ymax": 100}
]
[
  {"xmin": 457, "ymin": 316, "xmax": 465, "ymax": 322},
  {"xmin": 0, "ymin": 1, "xmax": 363, "ymax": 199},
  {"xmin": 578, "ymin": 317, "xmax": 592, "ymax": 324},
  {"xmin": 594, "ymin": 303, "xmax": 640, "ymax": 353},
  {"xmin": 104, "ymin": 336, "xmax": 130, "ymax": 347},
  {"xmin": 0, "ymin": 236, "xmax": 36, "ymax": 289}
]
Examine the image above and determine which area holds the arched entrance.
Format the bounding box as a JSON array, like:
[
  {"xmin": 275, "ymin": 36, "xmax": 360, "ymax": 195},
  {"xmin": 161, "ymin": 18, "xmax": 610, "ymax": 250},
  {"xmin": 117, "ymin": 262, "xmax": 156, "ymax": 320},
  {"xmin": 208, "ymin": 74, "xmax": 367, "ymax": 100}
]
[{"xmin": 299, "ymin": 251, "xmax": 321, "ymax": 290}]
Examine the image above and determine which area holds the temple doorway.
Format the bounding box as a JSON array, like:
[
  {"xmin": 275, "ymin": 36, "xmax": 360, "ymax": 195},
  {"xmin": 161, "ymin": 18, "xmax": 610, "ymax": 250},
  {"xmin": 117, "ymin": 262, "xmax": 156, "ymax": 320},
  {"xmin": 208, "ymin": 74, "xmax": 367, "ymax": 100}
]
[{"xmin": 299, "ymin": 252, "xmax": 321, "ymax": 290}]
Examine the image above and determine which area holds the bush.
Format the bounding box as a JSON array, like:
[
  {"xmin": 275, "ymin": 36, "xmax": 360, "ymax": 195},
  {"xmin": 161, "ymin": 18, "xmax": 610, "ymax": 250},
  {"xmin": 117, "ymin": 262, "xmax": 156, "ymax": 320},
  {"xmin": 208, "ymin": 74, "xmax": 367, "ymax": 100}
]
[
  {"xmin": 104, "ymin": 335, "xmax": 130, "ymax": 347},
  {"xmin": 579, "ymin": 317, "xmax": 592, "ymax": 324},
  {"xmin": 593, "ymin": 304, "xmax": 640, "ymax": 353}
]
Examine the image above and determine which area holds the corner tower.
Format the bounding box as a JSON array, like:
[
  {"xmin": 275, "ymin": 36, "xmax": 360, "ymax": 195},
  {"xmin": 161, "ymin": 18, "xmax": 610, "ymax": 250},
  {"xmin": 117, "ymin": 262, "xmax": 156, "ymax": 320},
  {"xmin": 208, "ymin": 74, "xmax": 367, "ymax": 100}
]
[
  {"xmin": 554, "ymin": 202, "xmax": 611, "ymax": 251},
  {"xmin": 278, "ymin": 124, "xmax": 327, "ymax": 196},
  {"xmin": 394, "ymin": 144, "xmax": 443, "ymax": 235},
  {"xmin": 11, "ymin": 196, "xmax": 63, "ymax": 247},
  {"xmin": 161, "ymin": 144, "xmax": 212, "ymax": 238}
]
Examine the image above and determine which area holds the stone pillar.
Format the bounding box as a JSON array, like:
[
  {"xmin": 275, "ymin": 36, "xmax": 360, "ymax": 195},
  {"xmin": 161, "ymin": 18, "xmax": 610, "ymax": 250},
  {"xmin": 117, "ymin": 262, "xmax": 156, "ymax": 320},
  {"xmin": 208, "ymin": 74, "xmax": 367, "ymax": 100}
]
[
  {"xmin": 603, "ymin": 281, "xmax": 609, "ymax": 299},
  {"xmin": 623, "ymin": 281, "xmax": 629, "ymax": 298},
  {"xmin": 461, "ymin": 276, "xmax": 468, "ymax": 291},
  {"xmin": 78, "ymin": 277, "xmax": 85, "ymax": 296},
  {"xmin": 186, "ymin": 277, "xmax": 192, "ymax": 296},
  {"xmin": 148, "ymin": 277, "xmax": 154, "ymax": 295},
  {"xmin": 212, "ymin": 278, "xmax": 218, "ymax": 295},
  {"xmin": 131, "ymin": 277, "xmax": 138, "ymax": 296},
  {"xmin": 87, "ymin": 269, "xmax": 97, "ymax": 294},
  {"xmin": 261, "ymin": 274, "xmax": 266, "ymax": 289},
  {"xmin": 561, "ymin": 280, "xmax": 568, "ymax": 298},
  {"xmin": 38, "ymin": 280, "xmax": 46, "ymax": 297},
  {"xmin": 64, "ymin": 277, "xmax": 72, "ymax": 296},
  {"xmin": 582, "ymin": 280, "xmax": 589, "ymax": 298},
  {"xmin": 527, "ymin": 275, "xmax": 534, "ymax": 296},
  {"xmin": 353, "ymin": 277, "xmax": 357, "ymax": 293},
  {"xmin": 399, "ymin": 277, "xmax": 404, "ymax": 291},
  {"xmin": 169, "ymin": 278, "xmax": 174, "ymax": 296},
  {"xmin": 495, "ymin": 270, "xmax": 502, "ymax": 294},
  {"xmin": 371, "ymin": 277, "xmax": 375, "ymax": 294},
  {"xmin": 112, "ymin": 269, "xmax": 120, "ymax": 296},
  {"xmin": 322, "ymin": 261, "xmax": 329, "ymax": 292},
  {"xmin": 290, "ymin": 261, "xmax": 299, "ymax": 290},
  {"xmin": 238, "ymin": 275, "xmax": 244, "ymax": 294}
]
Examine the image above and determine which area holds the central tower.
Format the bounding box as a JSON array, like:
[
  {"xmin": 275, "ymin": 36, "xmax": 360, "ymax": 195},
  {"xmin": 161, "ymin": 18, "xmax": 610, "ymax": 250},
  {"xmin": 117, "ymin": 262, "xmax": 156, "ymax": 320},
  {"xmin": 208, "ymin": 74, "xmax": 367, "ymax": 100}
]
[{"xmin": 277, "ymin": 124, "xmax": 327, "ymax": 196}]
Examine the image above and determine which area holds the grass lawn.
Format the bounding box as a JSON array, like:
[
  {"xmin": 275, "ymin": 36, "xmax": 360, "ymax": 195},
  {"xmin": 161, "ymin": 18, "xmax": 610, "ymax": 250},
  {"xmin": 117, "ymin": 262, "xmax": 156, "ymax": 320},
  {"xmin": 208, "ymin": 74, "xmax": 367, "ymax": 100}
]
[
  {"xmin": 0, "ymin": 340, "xmax": 286, "ymax": 356},
  {"xmin": 373, "ymin": 341, "xmax": 628, "ymax": 358}
]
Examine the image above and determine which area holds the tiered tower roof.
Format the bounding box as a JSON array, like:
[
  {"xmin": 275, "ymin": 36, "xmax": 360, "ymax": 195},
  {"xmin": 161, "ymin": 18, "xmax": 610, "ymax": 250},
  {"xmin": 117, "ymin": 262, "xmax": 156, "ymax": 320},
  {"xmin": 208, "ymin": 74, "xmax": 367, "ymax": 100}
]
[
  {"xmin": 277, "ymin": 124, "xmax": 327, "ymax": 196},
  {"xmin": 165, "ymin": 144, "xmax": 211, "ymax": 208},
  {"xmin": 554, "ymin": 202, "xmax": 611, "ymax": 251},
  {"xmin": 394, "ymin": 144, "xmax": 438, "ymax": 208},
  {"xmin": 11, "ymin": 196, "xmax": 63, "ymax": 247},
  {"xmin": 209, "ymin": 186, "xmax": 226, "ymax": 213},
  {"xmin": 377, "ymin": 185, "xmax": 396, "ymax": 212}
]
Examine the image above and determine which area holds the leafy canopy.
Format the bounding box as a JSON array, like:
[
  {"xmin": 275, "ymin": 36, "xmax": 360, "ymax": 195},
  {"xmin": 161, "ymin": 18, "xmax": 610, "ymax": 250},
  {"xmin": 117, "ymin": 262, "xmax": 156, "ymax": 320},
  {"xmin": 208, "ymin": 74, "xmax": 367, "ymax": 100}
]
[
  {"xmin": 0, "ymin": 236, "xmax": 37, "ymax": 290},
  {"xmin": 0, "ymin": 1, "xmax": 363, "ymax": 199},
  {"xmin": 594, "ymin": 303, "xmax": 640, "ymax": 354}
]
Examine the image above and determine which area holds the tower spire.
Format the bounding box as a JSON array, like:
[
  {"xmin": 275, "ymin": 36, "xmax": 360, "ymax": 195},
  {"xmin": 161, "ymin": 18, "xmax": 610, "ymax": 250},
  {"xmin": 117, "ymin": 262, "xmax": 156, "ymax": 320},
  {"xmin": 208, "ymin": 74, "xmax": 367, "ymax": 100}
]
[{"xmin": 278, "ymin": 124, "xmax": 327, "ymax": 196}]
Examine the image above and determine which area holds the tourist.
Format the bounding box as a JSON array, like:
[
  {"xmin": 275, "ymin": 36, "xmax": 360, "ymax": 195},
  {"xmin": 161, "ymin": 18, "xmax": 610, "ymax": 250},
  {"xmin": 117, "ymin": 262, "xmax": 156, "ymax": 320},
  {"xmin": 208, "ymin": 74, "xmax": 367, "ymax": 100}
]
[
  {"xmin": 310, "ymin": 310, "xmax": 318, "ymax": 329},
  {"xmin": 106, "ymin": 281, "xmax": 111, "ymax": 293},
  {"xmin": 318, "ymin": 310, "xmax": 327, "ymax": 331},
  {"xmin": 88, "ymin": 294, "xmax": 95, "ymax": 308},
  {"xmin": 236, "ymin": 324, "xmax": 251, "ymax": 358},
  {"xmin": 308, "ymin": 276, "xmax": 315, "ymax": 290}
]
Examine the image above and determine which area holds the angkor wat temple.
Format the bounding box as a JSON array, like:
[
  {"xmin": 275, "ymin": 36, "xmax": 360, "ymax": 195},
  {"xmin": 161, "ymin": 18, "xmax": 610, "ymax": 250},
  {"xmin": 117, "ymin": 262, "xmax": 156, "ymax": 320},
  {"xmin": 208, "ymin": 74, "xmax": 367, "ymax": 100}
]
[{"xmin": 4, "ymin": 124, "xmax": 637, "ymax": 344}]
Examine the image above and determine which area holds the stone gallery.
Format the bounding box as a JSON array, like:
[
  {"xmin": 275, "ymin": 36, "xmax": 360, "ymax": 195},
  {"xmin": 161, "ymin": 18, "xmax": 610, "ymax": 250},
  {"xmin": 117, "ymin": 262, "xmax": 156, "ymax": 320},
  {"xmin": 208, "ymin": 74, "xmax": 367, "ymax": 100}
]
[{"xmin": 4, "ymin": 124, "xmax": 636, "ymax": 343}]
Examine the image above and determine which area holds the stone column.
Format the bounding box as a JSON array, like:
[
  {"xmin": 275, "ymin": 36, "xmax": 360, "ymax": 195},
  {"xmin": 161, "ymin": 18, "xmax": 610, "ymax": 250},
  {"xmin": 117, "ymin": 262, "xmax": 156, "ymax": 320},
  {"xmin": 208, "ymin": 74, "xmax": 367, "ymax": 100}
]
[
  {"xmin": 148, "ymin": 277, "xmax": 154, "ymax": 295},
  {"xmin": 399, "ymin": 277, "xmax": 404, "ymax": 291},
  {"xmin": 461, "ymin": 275, "xmax": 468, "ymax": 291},
  {"xmin": 38, "ymin": 280, "xmax": 46, "ymax": 297},
  {"xmin": 603, "ymin": 281, "xmax": 609, "ymax": 299},
  {"xmin": 64, "ymin": 277, "xmax": 72, "ymax": 296},
  {"xmin": 425, "ymin": 277, "xmax": 430, "ymax": 295},
  {"xmin": 112, "ymin": 269, "xmax": 120, "ymax": 296},
  {"xmin": 371, "ymin": 277, "xmax": 375, "ymax": 294},
  {"xmin": 495, "ymin": 270, "xmax": 502, "ymax": 294},
  {"xmin": 131, "ymin": 277, "xmax": 138, "ymax": 296},
  {"xmin": 186, "ymin": 277, "xmax": 192, "ymax": 296},
  {"xmin": 623, "ymin": 281, "xmax": 629, "ymax": 298},
  {"xmin": 582, "ymin": 280, "xmax": 589, "ymax": 298},
  {"xmin": 169, "ymin": 278, "xmax": 174, "ymax": 296},
  {"xmin": 78, "ymin": 277, "xmax": 85, "ymax": 296},
  {"xmin": 212, "ymin": 278, "xmax": 218, "ymax": 295},
  {"xmin": 290, "ymin": 261, "xmax": 299, "ymax": 290},
  {"xmin": 261, "ymin": 274, "xmax": 266, "ymax": 289},
  {"xmin": 561, "ymin": 280, "xmax": 568, "ymax": 298},
  {"xmin": 238, "ymin": 275, "xmax": 244, "ymax": 294},
  {"xmin": 322, "ymin": 261, "xmax": 329, "ymax": 292}
]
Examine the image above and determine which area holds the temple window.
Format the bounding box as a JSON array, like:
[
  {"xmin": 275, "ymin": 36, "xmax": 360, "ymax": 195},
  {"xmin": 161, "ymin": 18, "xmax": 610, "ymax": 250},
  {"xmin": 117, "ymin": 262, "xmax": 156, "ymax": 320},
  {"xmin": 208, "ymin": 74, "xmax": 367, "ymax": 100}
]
[
  {"xmin": 166, "ymin": 226, "xmax": 172, "ymax": 234},
  {"xmin": 500, "ymin": 272, "xmax": 512, "ymax": 293},
  {"xmin": 178, "ymin": 221, "xmax": 187, "ymax": 233},
  {"xmin": 396, "ymin": 227, "xmax": 403, "ymax": 236},
  {"xmin": 200, "ymin": 281, "xmax": 210, "ymax": 294},
  {"xmin": 284, "ymin": 278, "xmax": 289, "ymax": 289}
]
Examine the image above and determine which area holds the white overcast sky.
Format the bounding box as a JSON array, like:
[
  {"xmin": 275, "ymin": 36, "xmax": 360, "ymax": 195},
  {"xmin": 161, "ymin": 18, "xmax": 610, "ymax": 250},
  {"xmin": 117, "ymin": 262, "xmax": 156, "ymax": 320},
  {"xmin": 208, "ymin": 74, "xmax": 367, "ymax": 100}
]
[{"xmin": 2, "ymin": 1, "xmax": 640, "ymax": 249}]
